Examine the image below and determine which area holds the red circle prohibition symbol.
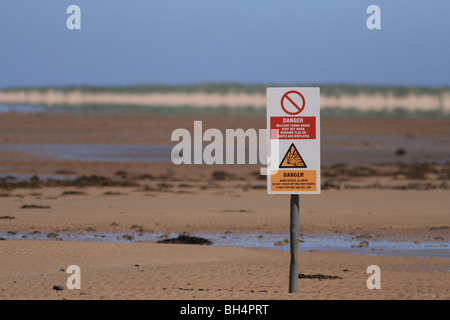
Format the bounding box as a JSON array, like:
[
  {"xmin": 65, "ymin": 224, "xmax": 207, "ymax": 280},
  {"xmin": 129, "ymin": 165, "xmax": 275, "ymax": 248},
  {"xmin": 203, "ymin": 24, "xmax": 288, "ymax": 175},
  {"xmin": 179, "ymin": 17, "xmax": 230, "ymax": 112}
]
[{"xmin": 281, "ymin": 90, "xmax": 306, "ymax": 115}]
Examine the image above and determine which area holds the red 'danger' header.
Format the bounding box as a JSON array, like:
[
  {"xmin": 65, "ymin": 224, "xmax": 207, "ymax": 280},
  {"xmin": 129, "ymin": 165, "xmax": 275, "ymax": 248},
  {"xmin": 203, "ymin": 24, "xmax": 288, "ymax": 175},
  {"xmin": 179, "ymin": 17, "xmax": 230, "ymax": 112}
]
[{"xmin": 270, "ymin": 117, "xmax": 316, "ymax": 140}]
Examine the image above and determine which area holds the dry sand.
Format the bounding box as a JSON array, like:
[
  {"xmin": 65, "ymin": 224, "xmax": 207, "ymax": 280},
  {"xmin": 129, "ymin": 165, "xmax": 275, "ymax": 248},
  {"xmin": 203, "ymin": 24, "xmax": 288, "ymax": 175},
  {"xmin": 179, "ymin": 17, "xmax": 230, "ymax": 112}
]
[
  {"xmin": 1, "ymin": 240, "xmax": 448, "ymax": 300},
  {"xmin": 0, "ymin": 113, "xmax": 449, "ymax": 300}
]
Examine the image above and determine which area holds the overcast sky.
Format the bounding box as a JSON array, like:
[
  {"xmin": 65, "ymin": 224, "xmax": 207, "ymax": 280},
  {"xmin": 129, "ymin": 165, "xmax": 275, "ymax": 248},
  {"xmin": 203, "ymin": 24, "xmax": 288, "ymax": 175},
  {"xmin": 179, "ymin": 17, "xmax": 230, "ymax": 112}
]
[{"xmin": 1, "ymin": 1, "xmax": 449, "ymax": 88}]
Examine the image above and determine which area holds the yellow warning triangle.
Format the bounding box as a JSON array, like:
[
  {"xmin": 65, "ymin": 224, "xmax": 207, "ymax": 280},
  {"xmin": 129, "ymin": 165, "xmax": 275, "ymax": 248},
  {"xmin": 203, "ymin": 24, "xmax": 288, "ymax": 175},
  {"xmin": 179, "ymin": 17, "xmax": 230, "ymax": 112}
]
[{"xmin": 279, "ymin": 143, "xmax": 307, "ymax": 168}]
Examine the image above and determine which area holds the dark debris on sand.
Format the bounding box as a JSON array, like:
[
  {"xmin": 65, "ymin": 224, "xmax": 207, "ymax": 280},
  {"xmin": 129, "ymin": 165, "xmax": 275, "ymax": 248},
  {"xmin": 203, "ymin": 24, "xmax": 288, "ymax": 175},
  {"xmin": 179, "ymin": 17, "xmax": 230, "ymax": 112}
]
[
  {"xmin": 61, "ymin": 190, "xmax": 86, "ymax": 196},
  {"xmin": 157, "ymin": 234, "xmax": 213, "ymax": 245},
  {"xmin": 298, "ymin": 273, "xmax": 343, "ymax": 280},
  {"xmin": 20, "ymin": 204, "xmax": 51, "ymax": 209},
  {"xmin": 1, "ymin": 163, "xmax": 449, "ymax": 192}
]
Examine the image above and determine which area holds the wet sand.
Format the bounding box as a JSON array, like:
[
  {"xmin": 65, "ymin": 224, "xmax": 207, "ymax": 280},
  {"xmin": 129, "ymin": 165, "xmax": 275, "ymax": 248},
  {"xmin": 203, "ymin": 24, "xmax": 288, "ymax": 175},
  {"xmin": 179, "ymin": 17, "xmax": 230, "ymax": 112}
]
[{"xmin": 0, "ymin": 113, "xmax": 449, "ymax": 300}]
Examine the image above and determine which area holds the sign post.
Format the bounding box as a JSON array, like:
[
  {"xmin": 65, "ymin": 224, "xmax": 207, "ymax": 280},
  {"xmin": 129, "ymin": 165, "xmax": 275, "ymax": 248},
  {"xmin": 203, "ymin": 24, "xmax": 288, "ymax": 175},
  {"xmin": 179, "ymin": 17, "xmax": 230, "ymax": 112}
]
[
  {"xmin": 266, "ymin": 87, "xmax": 320, "ymax": 293},
  {"xmin": 289, "ymin": 194, "xmax": 299, "ymax": 293}
]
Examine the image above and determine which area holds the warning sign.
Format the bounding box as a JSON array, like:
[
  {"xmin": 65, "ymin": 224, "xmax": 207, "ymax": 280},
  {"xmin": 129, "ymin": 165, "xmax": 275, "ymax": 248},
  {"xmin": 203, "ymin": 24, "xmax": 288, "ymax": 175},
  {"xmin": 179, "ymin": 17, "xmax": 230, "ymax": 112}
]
[
  {"xmin": 270, "ymin": 170, "xmax": 317, "ymax": 192},
  {"xmin": 267, "ymin": 87, "xmax": 320, "ymax": 195},
  {"xmin": 279, "ymin": 143, "xmax": 307, "ymax": 168}
]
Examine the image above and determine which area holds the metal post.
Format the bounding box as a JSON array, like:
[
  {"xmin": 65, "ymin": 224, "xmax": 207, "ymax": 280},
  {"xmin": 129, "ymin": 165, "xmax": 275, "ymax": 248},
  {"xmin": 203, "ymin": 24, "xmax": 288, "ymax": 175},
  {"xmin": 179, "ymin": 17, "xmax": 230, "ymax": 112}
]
[{"xmin": 289, "ymin": 194, "xmax": 299, "ymax": 293}]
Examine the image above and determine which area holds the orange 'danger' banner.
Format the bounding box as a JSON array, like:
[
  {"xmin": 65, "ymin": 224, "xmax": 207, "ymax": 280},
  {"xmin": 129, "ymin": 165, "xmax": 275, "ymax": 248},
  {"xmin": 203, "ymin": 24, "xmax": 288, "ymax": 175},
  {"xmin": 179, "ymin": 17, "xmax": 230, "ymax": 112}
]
[{"xmin": 270, "ymin": 170, "xmax": 317, "ymax": 192}]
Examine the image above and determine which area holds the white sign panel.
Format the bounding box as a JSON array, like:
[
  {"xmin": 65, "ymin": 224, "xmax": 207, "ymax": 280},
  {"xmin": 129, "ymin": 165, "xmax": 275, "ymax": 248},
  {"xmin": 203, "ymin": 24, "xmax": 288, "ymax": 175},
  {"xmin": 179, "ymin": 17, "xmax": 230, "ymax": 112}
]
[{"xmin": 266, "ymin": 87, "xmax": 321, "ymax": 194}]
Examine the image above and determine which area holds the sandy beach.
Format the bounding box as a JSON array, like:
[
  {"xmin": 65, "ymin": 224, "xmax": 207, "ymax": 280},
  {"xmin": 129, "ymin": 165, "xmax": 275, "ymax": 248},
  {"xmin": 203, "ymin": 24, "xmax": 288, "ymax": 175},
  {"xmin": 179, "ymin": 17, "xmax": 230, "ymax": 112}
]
[
  {"xmin": 0, "ymin": 113, "xmax": 449, "ymax": 300},
  {"xmin": 1, "ymin": 0, "xmax": 449, "ymax": 305}
]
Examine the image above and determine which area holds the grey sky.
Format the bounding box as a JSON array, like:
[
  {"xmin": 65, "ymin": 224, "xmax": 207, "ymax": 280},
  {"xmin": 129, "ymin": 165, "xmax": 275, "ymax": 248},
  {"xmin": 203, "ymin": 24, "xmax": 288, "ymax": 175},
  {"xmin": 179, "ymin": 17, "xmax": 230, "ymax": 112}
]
[{"xmin": 1, "ymin": 1, "xmax": 449, "ymax": 88}]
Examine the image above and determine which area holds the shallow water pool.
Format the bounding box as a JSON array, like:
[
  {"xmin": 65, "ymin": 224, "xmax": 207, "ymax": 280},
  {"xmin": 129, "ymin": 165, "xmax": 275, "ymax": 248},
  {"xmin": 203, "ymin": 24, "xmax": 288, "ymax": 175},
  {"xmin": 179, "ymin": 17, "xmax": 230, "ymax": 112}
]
[{"xmin": 1, "ymin": 231, "xmax": 448, "ymax": 259}]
